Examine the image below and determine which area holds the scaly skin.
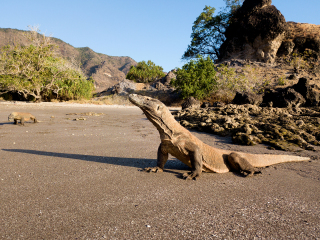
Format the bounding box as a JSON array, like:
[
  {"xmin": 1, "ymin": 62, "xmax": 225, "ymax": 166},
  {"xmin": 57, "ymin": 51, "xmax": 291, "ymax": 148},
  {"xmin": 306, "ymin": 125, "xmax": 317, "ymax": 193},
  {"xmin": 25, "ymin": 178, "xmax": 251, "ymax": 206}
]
[
  {"xmin": 8, "ymin": 112, "xmax": 38, "ymax": 126},
  {"xmin": 129, "ymin": 94, "xmax": 310, "ymax": 179}
]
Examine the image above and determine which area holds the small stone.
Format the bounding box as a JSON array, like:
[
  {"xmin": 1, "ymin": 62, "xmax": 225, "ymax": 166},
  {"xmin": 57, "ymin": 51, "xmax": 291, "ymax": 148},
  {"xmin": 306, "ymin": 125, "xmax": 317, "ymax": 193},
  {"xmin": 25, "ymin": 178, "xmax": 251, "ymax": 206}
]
[{"xmin": 295, "ymin": 120, "xmax": 304, "ymax": 127}]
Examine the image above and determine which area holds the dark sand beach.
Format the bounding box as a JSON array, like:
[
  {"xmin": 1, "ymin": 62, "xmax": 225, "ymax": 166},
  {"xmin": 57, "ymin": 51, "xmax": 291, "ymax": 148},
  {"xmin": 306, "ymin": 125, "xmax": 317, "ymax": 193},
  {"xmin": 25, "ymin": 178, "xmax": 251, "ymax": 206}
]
[{"xmin": 0, "ymin": 101, "xmax": 319, "ymax": 239}]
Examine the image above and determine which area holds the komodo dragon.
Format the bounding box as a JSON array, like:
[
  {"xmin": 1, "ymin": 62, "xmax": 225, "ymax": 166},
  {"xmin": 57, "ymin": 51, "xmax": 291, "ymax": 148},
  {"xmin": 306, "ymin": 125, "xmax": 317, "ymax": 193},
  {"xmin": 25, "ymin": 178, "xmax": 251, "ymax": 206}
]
[
  {"xmin": 129, "ymin": 94, "xmax": 310, "ymax": 179},
  {"xmin": 8, "ymin": 112, "xmax": 38, "ymax": 126}
]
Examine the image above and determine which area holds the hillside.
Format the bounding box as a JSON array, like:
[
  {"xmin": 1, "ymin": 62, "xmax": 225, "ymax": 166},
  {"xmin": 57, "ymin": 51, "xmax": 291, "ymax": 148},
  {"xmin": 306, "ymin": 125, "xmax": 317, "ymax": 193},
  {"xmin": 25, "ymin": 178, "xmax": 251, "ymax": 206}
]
[{"xmin": 0, "ymin": 28, "xmax": 137, "ymax": 92}]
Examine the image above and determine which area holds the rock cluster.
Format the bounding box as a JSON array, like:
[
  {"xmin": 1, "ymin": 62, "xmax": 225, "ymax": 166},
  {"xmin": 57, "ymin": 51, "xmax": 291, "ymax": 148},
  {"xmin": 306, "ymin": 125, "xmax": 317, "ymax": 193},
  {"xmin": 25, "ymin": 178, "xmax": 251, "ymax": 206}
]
[{"xmin": 173, "ymin": 104, "xmax": 320, "ymax": 151}]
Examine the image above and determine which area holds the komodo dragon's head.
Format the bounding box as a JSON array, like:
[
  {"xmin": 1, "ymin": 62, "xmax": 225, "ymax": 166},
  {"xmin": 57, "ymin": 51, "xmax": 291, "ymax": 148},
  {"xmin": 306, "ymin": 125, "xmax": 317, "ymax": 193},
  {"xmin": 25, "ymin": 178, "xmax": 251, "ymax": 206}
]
[
  {"xmin": 129, "ymin": 94, "xmax": 175, "ymax": 138},
  {"xmin": 8, "ymin": 113, "xmax": 15, "ymax": 121}
]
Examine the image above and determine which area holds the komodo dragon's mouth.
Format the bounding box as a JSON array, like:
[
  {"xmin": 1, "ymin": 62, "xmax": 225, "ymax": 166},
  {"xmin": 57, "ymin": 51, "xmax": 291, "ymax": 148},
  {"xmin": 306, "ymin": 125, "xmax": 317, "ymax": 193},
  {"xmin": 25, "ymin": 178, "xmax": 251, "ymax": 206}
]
[{"xmin": 129, "ymin": 94, "xmax": 144, "ymax": 107}]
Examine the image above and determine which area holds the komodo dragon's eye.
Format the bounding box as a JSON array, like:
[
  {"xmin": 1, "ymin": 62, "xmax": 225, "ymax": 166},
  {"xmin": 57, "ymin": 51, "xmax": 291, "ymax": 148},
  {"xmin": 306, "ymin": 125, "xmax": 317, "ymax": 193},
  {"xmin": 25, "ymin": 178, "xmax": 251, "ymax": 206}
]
[{"xmin": 157, "ymin": 106, "xmax": 160, "ymax": 111}]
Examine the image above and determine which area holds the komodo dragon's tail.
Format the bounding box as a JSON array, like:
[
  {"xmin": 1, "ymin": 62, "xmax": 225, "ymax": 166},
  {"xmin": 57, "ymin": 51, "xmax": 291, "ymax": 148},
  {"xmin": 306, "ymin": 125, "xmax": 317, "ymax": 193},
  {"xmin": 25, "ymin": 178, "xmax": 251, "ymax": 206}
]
[{"xmin": 236, "ymin": 152, "xmax": 310, "ymax": 168}]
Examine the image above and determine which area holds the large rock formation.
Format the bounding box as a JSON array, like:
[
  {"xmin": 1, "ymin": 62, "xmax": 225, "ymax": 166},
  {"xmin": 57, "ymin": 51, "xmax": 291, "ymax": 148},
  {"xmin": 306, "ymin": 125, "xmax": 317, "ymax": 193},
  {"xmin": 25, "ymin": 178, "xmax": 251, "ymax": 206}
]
[
  {"xmin": 219, "ymin": 0, "xmax": 287, "ymax": 63},
  {"xmin": 219, "ymin": 0, "xmax": 320, "ymax": 63}
]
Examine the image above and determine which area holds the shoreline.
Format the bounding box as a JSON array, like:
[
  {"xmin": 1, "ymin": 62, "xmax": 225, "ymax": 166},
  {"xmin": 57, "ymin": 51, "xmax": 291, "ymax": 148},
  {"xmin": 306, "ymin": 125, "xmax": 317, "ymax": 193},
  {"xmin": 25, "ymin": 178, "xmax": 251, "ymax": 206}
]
[{"xmin": 0, "ymin": 100, "xmax": 182, "ymax": 110}]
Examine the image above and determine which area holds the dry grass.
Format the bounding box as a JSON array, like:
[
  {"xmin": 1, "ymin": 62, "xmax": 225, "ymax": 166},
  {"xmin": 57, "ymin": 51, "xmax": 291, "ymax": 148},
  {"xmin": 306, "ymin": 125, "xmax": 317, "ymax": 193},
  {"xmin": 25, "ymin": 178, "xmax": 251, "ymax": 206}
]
[
  {"xmin": 66, "ymin": 95, "xmax": 132, "ymax": 106},
  {"xmin": 286, "ymin": 22, "xmax": 320, "ymax": 40}
]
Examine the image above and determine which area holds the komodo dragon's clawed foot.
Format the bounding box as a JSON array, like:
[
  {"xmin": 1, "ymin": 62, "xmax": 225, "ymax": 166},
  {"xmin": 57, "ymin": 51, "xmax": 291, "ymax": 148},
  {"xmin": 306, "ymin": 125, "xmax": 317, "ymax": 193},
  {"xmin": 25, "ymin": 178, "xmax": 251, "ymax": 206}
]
[
  {"xmin": 241, "ymin": 170, "xmax": 262, "ymax": 177},
  {"xmin": 144, "ymin": 167, "xmax": 163, "ymax": 173},
  {"xmin": 181, "ymin": 172, "xmax": 200, "ymax": 180}
]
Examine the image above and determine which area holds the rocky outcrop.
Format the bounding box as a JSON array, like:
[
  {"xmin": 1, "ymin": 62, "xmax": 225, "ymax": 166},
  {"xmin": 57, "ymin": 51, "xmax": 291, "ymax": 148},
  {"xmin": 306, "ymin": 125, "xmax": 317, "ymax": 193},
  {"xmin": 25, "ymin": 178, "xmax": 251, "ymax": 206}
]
[
  {"xmin": 277, "ymin": 22, "xmax": 320, "ymax": 59},
  {"xmin": 96, "ymin": 79, "xmax": 137, "ymax": 96},
  {"xmin": 219, "ymin": 0, "xmax": 287, "ymax": 63},
  {"xmin": 173, "ymin": 104, "xmax": 320, "ymax": 151},
  {"xmin": 218, "ymin": 0, "xmax": 320, "ymax": 63},
  {"xmin": 181, "ymin": 97, "xmax": 201, "ymax": 110},
  {"xmin": 232, "ymin": 91, "xmax": 263, "ymax": 105},
  {"xmin": 232, "ymin": 78, "xmax": 320, "ymax": 107},
  {"xmin": 292, "ymin": 78, "xmax": 320, "ymax": 106},
  {"xmin": 151, "ymin": 70, "xmax": 176, "ymax": 91}
]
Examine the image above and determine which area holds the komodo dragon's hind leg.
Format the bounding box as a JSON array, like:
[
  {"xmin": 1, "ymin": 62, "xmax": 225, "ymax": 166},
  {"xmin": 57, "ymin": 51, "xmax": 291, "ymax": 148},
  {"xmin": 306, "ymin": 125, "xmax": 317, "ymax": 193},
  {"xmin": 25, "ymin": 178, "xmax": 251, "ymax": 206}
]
[
  {"xmin": 144, "ymin": 143, "xmax": 168, "ymax": 173},
  {"xmin": 227, "ymin": 152, "xmax": 259, "ymax": 177}
]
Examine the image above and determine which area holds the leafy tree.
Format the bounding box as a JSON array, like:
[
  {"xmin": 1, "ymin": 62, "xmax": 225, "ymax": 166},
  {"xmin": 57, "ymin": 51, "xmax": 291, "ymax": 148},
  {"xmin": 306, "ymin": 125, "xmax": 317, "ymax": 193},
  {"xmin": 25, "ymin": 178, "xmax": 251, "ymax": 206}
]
[
  {"xmin": 171, "ymin": 56, "xmax": 218, "ymax": 100},
  {"xmin": 182, "ymin": 0, "xmax": 243, "ymax": 61},
  {"xmin": 0, "ymin": 27, "xmax": 94, "ymax": 101},
  {"xmin": 126, "ymin": 60, "xmax": 165, "ymax": 83}
]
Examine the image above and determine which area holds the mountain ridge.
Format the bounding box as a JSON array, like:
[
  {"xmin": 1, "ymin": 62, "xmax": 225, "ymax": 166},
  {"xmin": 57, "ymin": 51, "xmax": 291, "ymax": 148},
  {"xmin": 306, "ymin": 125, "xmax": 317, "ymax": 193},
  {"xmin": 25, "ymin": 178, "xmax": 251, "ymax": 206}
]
[{"xmin": 0, "ymin": 28, "xmax": 137, "ymax": 92}]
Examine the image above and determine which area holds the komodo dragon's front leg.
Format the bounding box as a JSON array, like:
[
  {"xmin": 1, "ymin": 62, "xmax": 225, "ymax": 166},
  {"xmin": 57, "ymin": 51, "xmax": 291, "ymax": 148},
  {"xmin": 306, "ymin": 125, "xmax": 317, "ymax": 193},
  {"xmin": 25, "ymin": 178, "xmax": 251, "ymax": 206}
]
[
  {"xmin": 145, "ymin": 141, "xmax": 203, "ymax": 180},
  {"xmin": 181, "ymin": 142, "xmax": 203, "ymax": 180},
  {"xmin": 144, "ymin": 143, "xmax": 168, "ymax": 173}
]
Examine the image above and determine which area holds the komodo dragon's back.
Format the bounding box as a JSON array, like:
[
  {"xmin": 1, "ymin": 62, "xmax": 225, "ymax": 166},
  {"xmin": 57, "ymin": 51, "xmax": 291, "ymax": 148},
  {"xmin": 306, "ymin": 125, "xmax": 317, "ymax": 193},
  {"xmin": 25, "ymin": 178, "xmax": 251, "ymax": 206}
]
[
  {"xmin": 8, "ymin": 112, "xmax": 38, "ymax": 125},
  {"xmin": 128, "ymin": 94, "xmax": 310, "ymax": 179}
]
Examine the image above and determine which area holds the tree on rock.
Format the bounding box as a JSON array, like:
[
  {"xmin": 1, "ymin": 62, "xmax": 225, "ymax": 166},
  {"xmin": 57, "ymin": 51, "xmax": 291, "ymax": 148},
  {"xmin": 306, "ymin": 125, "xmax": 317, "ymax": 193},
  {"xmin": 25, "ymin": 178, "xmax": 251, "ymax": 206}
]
[
  {"xmin": 126, "ymin": 60, "xmax": 165, "ymax": 83},
  {"xmin": 182, "ymin": 0, "xmax": 243, "ymax": 61}
]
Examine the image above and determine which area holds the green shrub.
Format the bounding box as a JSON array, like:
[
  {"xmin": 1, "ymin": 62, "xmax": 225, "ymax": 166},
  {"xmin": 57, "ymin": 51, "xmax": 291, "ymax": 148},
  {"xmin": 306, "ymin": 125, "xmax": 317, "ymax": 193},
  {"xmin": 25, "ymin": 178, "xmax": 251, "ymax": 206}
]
[
  {"xmin": 126, "ymin": 60, "xmax": 165, "ymax": 83},
  {"xmin": 172, "ymin": 56, "xmax": 218, "ymax": 100},
  {"xmin": 277, "ymin": 75, "xmax": 287, "ymax": 86},
  {"xmin": 0, "ymin": 27, "xmax": 94, "ymax": 101}
]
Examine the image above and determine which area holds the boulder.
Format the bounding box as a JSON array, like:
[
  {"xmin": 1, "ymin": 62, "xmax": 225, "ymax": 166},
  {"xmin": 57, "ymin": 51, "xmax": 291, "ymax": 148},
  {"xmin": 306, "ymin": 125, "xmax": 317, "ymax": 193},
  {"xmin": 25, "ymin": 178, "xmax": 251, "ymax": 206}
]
[
  {"xmin": 232, "ymin": 77, "xmax": 319, "ymax": 107},
  {"xmin": 163, "ymin": 70, "xmax": 176, "ymax": 86},
  {"xmin": 201, "ymin": 102, "xmax": 213, "ymax": 108},
  {"xmin": 181, "ymin": 97, "xmax": 201, "ymax": 110},
  {"xmin": 232, "ymin": 91, "xmax": 263, "ymax": 105},
  {"xmin": 110, "ymin": 79, "xmax": 136, "ymax": 95},
  {"xmin": 151, "ymin": 70, "xmax": 176, "ymax": 91},
  {"xmin": 292, "ymin": 78, "xmax": 320, "ymax": 106},
  {"xmin": 262, "ymin": 88, "xmax": 305, "ymax": 108}
]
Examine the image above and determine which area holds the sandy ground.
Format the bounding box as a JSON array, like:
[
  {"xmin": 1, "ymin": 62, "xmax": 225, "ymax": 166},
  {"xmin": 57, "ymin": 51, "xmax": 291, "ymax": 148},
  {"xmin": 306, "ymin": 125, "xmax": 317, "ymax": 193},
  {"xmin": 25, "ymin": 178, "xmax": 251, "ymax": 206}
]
[{"xmin": 0, "ymin": 101, "xmax": 319, "ymax": 239}]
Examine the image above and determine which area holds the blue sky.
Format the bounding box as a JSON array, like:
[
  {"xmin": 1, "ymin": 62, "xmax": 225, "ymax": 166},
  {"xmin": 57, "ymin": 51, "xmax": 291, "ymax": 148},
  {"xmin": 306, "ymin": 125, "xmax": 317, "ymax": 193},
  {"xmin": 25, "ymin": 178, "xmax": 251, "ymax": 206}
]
[{"xmin": 1, "ymin": 0, "xmax": 319, "ymax": 72}]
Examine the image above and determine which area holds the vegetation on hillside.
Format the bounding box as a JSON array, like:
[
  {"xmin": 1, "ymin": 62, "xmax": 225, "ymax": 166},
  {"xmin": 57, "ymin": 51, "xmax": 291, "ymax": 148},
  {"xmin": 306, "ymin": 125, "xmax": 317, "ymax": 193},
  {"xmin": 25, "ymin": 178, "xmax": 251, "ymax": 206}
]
[
  {"xmin": 126, "ymin": 60, "xmax": 165, "ymax": 83},
  {"xmin": 0, "ymin": 27, "xmax": 94, "ymax": 101},
  {"xmin": 172, "ymin": 56, "xmax": 218, "ymax": 100},
  {"xmin": 0, "ymin": 27, "xmax": 137, "ymax": 93}
]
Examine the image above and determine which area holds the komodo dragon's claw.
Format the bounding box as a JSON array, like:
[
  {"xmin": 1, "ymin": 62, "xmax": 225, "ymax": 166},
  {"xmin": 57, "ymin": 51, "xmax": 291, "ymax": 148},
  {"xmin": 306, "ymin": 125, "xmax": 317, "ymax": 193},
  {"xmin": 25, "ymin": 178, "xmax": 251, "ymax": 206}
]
[
  {"xmin": 144, "ymin": 167, "xmax": 163, "ymax": 173},
  {"xmin": 181, "ymin": 172, "xmax": 199, "ymax": 180}
]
